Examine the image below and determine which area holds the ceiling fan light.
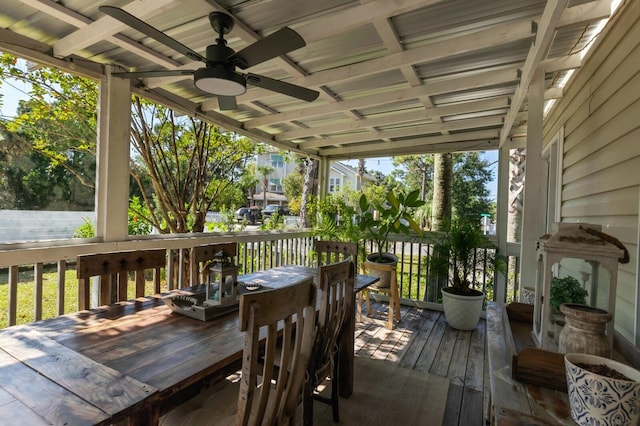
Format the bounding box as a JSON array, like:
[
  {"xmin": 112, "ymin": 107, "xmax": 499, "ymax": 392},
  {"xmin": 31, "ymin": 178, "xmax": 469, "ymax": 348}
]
[{"xmin": 194, "ymin": 68, "xmax": 246, "ymax": 96}]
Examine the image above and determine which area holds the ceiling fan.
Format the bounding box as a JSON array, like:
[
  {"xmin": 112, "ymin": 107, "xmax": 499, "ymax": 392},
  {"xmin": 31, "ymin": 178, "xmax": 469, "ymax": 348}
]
[{"xmin": 99, "ymin": 6, "xmax": 319, "ymax": 110}]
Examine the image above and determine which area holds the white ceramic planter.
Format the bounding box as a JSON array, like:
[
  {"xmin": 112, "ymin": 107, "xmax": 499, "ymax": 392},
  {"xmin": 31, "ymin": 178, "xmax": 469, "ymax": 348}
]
[
  {"xmin": 441, "ymin": 288, "xmax": 484, "ymax": 330},
  {"xmin": 565, "ymin": 353, "xmax": 640, "ymax": 426}
]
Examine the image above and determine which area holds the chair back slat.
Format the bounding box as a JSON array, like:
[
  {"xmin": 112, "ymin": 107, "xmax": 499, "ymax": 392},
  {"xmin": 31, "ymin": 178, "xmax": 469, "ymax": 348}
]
[
  {"xmin": 315, "ymin": 240, "xmax": 358, "ymax": 268},
  {"xmin": 191, "ymin": 242, "xmax": 238, "ymax": 285},
  {"xmin": 76, "ymin": 249, "xmax": 166, "ymax": 309},
  {"xmin": 312, "ymin": 258, "xmax": 354, "ymax": 379},
  {"xmin": 237, "ymin": 277, "xmax": 316, "ymax": 426}
]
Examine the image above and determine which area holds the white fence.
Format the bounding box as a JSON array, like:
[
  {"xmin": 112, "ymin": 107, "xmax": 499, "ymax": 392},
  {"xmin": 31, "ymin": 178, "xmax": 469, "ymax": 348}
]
[{"xmin": 0, "ymin": 210, "xmax": 94, "ymax": 243}]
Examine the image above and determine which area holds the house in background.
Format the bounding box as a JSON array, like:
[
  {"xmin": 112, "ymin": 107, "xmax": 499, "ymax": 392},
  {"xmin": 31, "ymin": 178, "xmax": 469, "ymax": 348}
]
[
  {"xmin": 328, "ymin": 161, "xmax": 375, "ymax": 194},
  {"xmin": 252, "ymin": 150, "xmax": 376, "ymax": 207}
]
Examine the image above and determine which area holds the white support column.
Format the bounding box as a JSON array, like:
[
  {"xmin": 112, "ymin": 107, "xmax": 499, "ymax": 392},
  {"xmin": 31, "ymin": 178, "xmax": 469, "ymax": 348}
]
[
  {"xmin": 317, "ymin": 157, "xmax": 329, "ymax": 200},
  {"xmin": 519, "ymin": 68, "xmax": 546, "ymax": 291},
  {"xmin": 495, "ymin": 144, "xmax": 510, "ymax": 303},
  {"xmin": 95, "ymin": 67, "xmax": 131, "ymax": 242}
]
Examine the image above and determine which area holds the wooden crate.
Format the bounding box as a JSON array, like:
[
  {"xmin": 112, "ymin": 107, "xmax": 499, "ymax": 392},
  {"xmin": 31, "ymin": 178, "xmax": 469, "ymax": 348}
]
[{"xmin": 503, "ymin": 303, "xmax": 567, "ymax": 392}]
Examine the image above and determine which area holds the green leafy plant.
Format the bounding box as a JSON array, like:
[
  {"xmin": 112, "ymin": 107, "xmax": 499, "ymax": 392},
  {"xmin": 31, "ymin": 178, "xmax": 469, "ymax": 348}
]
[
  {"xmin": 428, "ymin": 218, "xmax": 506, "ymax": 295},
  {"xmin": 550, "ymin": 275, "xmax": 588, "ymax": 311},
  {"xmin": 358, "ymin": 189, "xmax": 424, "ymax": 262}
]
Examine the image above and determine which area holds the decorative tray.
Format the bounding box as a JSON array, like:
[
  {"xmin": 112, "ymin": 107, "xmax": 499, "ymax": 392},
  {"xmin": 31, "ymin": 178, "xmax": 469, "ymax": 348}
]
[{"xmin": 163, "ymin": 282, "xmax": 267, "ymax": 321}]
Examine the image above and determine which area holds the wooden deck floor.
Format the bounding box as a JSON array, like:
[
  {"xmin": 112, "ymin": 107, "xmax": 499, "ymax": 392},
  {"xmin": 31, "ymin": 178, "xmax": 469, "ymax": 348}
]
[{"xmin": 355, "ymin": 301, "xmax": 489, "ymax": 426}]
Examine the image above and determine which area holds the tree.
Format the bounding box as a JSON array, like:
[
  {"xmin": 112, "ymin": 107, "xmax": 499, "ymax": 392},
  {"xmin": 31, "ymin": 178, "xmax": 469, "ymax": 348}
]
[
  {"xmin": 0, "ymin": 54, "xmax": 97, "ymax": 209},
  {"xmin": 0, "ymin": 54, "xmax": 257, "ymax": 233},
  {"xmin": 392, "ymin": 155, "xmax": 432, "ymax": 198},
  {"xmin": 239, "ymin": 162, "xmax": 260, "ymax": 207},
  {"xmin": 431, "ymin": 153, "xmax": 452, "ymax": 231},
  {"xmin": 357, "ymin": 158, "xmax": 365, "ymax": 190},
  {"xmin": 300, "ymin": 158, "xmax": 318, "ymax": 228},
  {"xmin": 257, "ymin": 165, "xmax": 274, "ymax": 207},
  {"xmin": 452, "ymin": 152, "xmax": 493, "ymax": 222}
]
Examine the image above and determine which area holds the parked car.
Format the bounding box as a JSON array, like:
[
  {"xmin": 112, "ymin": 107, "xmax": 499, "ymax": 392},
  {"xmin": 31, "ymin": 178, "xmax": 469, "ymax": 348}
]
[
  {"xmin": 235, "ymin": 207, "xmax": 261, "ymax": 224},
  {"xmin": 261, "ymin": 205, "xmax": 289, "ymax": 219}
]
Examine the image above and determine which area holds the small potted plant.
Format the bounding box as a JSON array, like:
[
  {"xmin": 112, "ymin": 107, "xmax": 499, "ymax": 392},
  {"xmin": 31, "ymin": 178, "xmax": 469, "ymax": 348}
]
[
  {"xmin": 549, "ymin": 276, "xmax": 588, "ymax": 313},
  {"xmin": 357, "ymin": 189, "xmax": 424, "ymax": 286},
  {"xmin": 548, "ymin": 275, "xmax": 589, "ymax": 344},
  {"xmin": 429, "ymin": 218, "xmax": 506, "ymax": 330}
]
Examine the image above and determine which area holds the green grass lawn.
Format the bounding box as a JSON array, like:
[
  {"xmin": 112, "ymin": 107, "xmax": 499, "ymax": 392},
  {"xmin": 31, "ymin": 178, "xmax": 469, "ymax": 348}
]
[{"xmin": 0, "ymin": 269, "xmax": 166, "ymax": 329}]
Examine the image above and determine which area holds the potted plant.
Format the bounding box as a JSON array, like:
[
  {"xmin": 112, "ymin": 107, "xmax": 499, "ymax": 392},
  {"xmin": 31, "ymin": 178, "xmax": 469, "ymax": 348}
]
[
  {"xmin": 549, "ymin": 276, "xmax": 588, "ymax": 313},
  {"xmin": 357, "ymin": 189, "xmax": 424, "ymax": 286},
  {"xmin": 565, "ymin": 353, "xmax": 640, "ymax": 425},
  {"xmin": 429, "ymin": 218, "xmax": 506, "ymax": 330},
  {"xmin": 548, "ymin": 275, "xmax": 589, "ymax": 344}
]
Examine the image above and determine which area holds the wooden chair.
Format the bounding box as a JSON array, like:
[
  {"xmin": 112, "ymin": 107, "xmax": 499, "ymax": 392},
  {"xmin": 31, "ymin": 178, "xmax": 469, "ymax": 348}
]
[
  {"xmin": 303, "ymin": 257, "xmax": 354, "ymax": 425},
  {"xmin": 161, "ymin": 277, "xmax": 317, "ymax": 426},
  {"xmin": 315, "ymin": 240, "xmax": 358, "ymax": 268},
  {"xmin": 360, "ymin": 261, "xmax": 401, "ymax": 330},
  {"xmin": 191, "ymin": 242, "xmax": 238, "ymax": 286},
  {"xmin": 76, "ymin": 249, "xmax": 166, "ymax": 309}
]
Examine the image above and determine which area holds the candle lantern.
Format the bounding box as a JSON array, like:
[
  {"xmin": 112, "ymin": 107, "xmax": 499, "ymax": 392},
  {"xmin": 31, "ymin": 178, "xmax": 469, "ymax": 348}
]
[
  {"xmin": 532, "ymin": 223, "xmax": 627, "ymax": 354},
  {"xmin": 205, "ymin": 249, "xmax": 238, "ymax": 307}
]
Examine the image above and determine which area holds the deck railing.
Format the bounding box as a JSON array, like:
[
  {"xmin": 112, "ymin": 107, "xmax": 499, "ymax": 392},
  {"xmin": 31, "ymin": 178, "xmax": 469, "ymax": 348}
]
[{"xmin": 0, "ymin": 230, "xmax": 521, "ymax": 328}]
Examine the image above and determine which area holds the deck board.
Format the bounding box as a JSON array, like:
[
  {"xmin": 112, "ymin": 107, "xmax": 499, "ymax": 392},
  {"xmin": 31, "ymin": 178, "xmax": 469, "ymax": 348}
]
[{"xmin": 355, "ymin": 304, "xmax": 488, "ymax": 425}]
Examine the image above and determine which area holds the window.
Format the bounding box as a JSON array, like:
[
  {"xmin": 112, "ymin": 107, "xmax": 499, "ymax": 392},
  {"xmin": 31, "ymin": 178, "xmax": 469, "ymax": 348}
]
[
  {"xmin": 269, "ymin": 178, "xmax": 283, "ymax": 193},
  {"xmin": 270, "ymin": 154, "xmax": 284, "ymax": 169},
  {"xmin": 329, "ymin": 177, "xmax": 341, "ymax": 193}
]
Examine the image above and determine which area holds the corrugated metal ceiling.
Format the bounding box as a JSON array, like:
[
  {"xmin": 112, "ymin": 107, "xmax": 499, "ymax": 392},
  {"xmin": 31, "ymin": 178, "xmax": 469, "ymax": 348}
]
[{"xmin": 0, "ymin": 0, "xmax": 614, "ymax": 160}]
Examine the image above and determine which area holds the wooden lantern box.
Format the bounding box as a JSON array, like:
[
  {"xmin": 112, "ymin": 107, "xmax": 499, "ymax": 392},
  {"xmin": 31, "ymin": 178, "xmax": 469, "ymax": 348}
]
[{"xmin": 503, "ymin": 302, "xmax": 567, "ymax": 392}]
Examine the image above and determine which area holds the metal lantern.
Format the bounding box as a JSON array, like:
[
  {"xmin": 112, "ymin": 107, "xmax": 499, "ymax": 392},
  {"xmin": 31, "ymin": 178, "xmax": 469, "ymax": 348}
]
[
  {"xmin": 205, "ymin": 249, "xmax": 239, "ymax": 307},
  {"xmin": 532, "ymin": 223, "xmax": 626, "ymax": 354}
]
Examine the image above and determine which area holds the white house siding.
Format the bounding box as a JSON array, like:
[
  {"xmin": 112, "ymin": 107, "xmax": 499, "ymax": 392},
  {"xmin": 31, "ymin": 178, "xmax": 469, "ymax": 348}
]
[{"xmin": 543, "ymin": 0, "xmax": 640, "ymax": 345}]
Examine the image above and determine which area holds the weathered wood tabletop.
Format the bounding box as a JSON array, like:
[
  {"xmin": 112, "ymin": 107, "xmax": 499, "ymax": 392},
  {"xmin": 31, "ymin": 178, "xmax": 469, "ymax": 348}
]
[
  {"xmin": 0, "ymin": 265, "xmax": 377, "ymax": 425},
  {"xmin": 486, "ymin": 302, "xmax": 573, "ymax": 425}
]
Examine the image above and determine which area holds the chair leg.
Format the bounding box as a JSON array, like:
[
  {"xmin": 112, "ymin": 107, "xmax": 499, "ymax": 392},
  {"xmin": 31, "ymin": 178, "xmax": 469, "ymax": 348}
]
[
  {"xmin": 303, "ymin": 379, "xmax": 314, "ymax": 426},
  {"xmin": 331, "ymin": 359, "xmax": 340, "ymax": 422}
]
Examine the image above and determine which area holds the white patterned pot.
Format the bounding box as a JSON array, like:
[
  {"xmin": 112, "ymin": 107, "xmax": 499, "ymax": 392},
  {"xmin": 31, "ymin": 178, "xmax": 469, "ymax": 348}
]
[{"xmin": 565, "ymin": 353, "xmax": 640, "ymax": 426}]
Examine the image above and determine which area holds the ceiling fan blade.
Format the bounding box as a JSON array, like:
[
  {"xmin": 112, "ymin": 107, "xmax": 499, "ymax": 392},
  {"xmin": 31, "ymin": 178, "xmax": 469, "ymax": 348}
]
[
  {"xmin": 246, "ymin": 73, "xmax": 319, "ymax": 102},
  {"xmin": 112, "ymin": 70, "xmax": 195, "ymax": 78},
  {"xmin": 231, "ymin": 27, "xmax": 306, "ymax": 69},
  {"xmin": 218, "ymin": 96, "xmax": 237, "ymax": 110},
  {"xmin": 99, "ymin": 6, "xmax": 206, "ymax": 63}
]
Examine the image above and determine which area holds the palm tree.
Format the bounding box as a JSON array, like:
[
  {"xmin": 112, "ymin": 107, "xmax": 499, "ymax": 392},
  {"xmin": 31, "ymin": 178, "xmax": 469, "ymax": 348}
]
[
  {"xmin": 257, "ymin": 165, "xmax": 274, "ymax": 208},
  {"xmin": 431, "ymin": 153, "xmax": 452, "ymax": 231},
  {"xmin": 357, "ymin": 158, "xmax": 365, "ymax": 190}
]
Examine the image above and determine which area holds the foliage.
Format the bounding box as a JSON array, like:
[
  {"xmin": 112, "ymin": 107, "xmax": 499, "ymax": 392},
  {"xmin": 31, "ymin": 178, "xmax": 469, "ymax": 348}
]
[
  {"xmin": 1, "ymin": 55, "xmax": 258, "ymax": 234},
  {"xmin": 358, "ymin": 188, "xmax": 424, "ymax": 262},
  {"xmin": 260, "ymin": 212, "xmax": 284, "ymax": 230},
  {"xmin": 130, "ymin": 98, "xmax": 257, "ymax": 233},
  {"xmin": 392, "ymin": 155, "xmax": 432, "ymax": 197},
  {"xmin": 452, "ymin": 152, "xmax": 494, "ymax": 221},
  {"xmin": 0, "ymin": 55, "xmax": 97, "ymax": 209},
  {"xmin": 72, "ymin": 197, "xmax": 153, "ymax": 237},
  {"xmin": 428, "ymin": 218, "xmax": 506, "ymax": 295},
  {"xmin": 282, "ymin": 160, "xmax": 304, "ymax": 200},
  {"xmin": 127, "ymin": 196, "xmax": 153, "ymax": 235},
  {"xmin": 72, "ymin": 217, "xmax": 95, "ymax": 238},
  {"xmin": 550, "ymin": 276, "xmax": 588, "ymax": 311},
  {"xmin": 287, "ymin": 197, "xmax": 301, "ymax": 215}
]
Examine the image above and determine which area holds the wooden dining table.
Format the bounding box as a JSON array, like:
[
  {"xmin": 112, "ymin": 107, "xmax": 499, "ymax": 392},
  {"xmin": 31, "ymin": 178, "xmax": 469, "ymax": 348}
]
[{"xmin": 0, "ymin": 265, "xmax": 378, "ymax": 425}]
